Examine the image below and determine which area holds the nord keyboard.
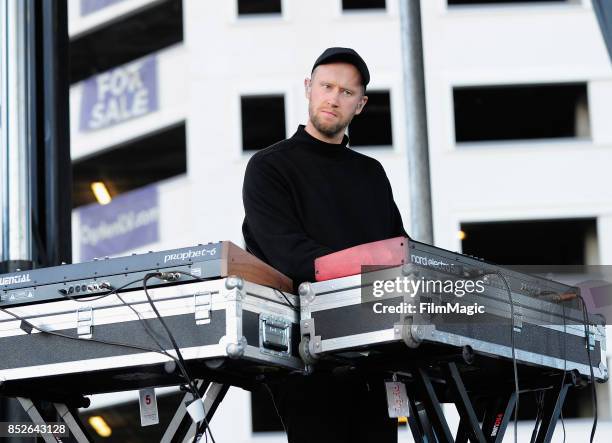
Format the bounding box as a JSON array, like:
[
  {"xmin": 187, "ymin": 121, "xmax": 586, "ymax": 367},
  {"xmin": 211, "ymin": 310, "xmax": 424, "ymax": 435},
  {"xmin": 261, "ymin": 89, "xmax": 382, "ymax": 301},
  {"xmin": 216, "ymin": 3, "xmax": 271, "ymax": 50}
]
[
  {"xmin": 304, "ymin": 236, "xmax": 608, "ymax": 381},
  {"xmin": 316, "ymin": 236, "xmax": 581, "ymax": 301}
]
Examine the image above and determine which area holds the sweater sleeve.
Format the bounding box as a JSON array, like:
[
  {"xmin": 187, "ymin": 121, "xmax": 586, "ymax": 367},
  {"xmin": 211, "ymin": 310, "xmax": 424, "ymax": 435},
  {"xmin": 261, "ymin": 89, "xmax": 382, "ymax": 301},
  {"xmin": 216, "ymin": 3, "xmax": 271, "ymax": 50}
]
[{"xmin": 242, "ymin": 155, "xmax": 334, "ymax": 285}]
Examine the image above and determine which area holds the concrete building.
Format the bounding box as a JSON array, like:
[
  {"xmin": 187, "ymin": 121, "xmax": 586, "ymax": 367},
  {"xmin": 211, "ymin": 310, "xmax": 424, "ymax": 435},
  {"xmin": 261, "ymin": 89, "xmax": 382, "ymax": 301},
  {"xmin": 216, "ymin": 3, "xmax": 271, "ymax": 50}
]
[{"xmin": 68, "ymin": 0, "xmax": 612, "ymax": 440}]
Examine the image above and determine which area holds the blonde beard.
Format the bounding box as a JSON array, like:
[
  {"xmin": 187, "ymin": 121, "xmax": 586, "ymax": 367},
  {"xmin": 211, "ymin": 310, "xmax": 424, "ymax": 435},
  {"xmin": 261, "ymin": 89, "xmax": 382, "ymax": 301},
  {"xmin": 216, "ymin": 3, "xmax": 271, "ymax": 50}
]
[{"xmin": 308, "ymin": 104, "xmax": 353, "ymax": 139}]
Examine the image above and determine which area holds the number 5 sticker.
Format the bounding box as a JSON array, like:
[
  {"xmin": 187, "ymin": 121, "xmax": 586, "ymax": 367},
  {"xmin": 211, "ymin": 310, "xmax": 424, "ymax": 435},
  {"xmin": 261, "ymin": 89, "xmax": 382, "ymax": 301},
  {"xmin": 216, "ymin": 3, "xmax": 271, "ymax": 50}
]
[{"xmin": 139, "ymin": 388, "xmax": 159, "ymax": 426}]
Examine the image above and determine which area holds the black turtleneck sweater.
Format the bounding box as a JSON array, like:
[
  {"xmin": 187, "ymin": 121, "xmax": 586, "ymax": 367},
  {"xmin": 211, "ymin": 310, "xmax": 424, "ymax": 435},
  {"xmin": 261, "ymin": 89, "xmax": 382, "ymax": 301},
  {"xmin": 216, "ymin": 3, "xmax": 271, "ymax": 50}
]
[{"xmin": 242, "ymin": 125, "xmax": 406, "ymax": 286}]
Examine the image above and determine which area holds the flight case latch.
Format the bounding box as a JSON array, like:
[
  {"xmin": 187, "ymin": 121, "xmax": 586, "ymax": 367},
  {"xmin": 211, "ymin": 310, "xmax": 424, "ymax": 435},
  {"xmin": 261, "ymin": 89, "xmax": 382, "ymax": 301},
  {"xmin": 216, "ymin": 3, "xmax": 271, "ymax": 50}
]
[
  {"xmin": 194, "ymin": 292, "xmax": 212, "ymax": 325},
  {"xmin": 76, "ymin": 306, "xmax": 93, "ymax": 338},
  {"xmin": 259, "ymin": 314, "xmax": 291, "ymax": 357}
]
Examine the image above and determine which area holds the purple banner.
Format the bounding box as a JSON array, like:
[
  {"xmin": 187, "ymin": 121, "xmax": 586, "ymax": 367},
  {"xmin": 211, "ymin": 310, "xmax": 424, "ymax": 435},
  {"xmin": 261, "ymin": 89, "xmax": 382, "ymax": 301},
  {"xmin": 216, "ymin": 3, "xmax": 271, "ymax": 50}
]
[
  {"xmin": 79, "ymin": 56, "xmax": 158, "ymax": 132},
  {"xmin": 81, "ymin": 0, "xmax": 126, "ymax": 16},
  {"xmin": 78, "ymin": 186, "xmax": 159, "ymax": 261}
]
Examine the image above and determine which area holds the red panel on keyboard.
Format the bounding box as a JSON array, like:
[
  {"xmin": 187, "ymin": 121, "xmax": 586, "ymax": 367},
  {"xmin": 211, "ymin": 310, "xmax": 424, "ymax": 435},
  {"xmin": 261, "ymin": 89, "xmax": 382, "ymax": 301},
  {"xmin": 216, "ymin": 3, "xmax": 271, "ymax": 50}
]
[{"xmin": 314, "ymin": 236, "xmax": 408, "ymax": 281}]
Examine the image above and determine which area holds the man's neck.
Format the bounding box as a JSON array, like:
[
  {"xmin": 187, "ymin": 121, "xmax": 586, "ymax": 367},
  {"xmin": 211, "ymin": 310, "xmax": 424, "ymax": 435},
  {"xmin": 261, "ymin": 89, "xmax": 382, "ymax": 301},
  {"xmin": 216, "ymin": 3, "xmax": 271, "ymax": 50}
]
[{"xmin": 304, "ymin": 121, "xmax": 344, "ymax": 144}]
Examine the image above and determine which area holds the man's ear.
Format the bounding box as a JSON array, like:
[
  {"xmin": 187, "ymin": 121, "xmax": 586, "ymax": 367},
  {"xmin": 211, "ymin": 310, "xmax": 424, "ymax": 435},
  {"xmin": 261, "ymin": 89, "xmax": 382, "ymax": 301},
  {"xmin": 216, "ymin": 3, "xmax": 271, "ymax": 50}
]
[
  {"xmin": 304, "ymin": 78, "xmax": 311, "ymax": 98},
  {"xmin": 355, "ymin": 95, "xmax": 368, "ymax": 115}
]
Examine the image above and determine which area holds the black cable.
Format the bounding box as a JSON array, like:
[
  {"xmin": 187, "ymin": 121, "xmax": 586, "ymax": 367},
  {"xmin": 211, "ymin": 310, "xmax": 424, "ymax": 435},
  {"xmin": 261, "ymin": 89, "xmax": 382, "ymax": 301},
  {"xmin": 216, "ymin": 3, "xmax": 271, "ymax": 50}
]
[
  {"xmin": 61, "ymin": 272, "xmax": 217, "ymax": 443},
  {"xmin": 60, "ymin": 279, "xmax": 204, "ymax": 395},
  {"xmin": 58, "ymin": 277, "xmax": 187, "ymax": 375},
  {"xmin": 75, "ymin": 272, "xmax": 216, "ymax": 443},
  {"xmin": 530, "ymin": 390, "xmax": 545, "ymax": 443},
  {"xmin": 403, "ymin": 266, "xmax": 588, "ymax": 443},
  {"xmin": 172, "ymin": 269, "xmax": 298, "ymax": 313},
  {"xmin": 142, "ymin": 272, "xmax": 216, "ymax": 443},
  {"xmin": 113, "ymin": 290, "xmax": 203, "ymax": 399},
  {"xmin": 10, "ymin": 272, "xmax": 218, "ymax": 442},
  {"xmin": 491, "ymin": 271, "xmax": 520, "ymax": 443},
  {"xmin": 557, "ymin": 300, "xmax": 568, "ymax": 443},
  {"xmin": 1, "ymin": 305, "xmax": 217, "ymax": 441},
  {"xmin": 171, "ymin": 270, "xmax": 217, "ymax": 284},
  {"xmin": 270, "ymin": 287, "xmax": 298, "ymax": 311},
  {"xmin": 114, "ymin": 292, "xmax": 172, "ymax": 352},
  {"xmin": 114, "ymin": 289, "xmax": 217, "ymax": 443},
  {"xmin": 263, "ymin": 383, "xmax": 288, "ymax": 434},
  {"xmin": 433, "ymin": 269, "xmax": 520, "ymax": 441},
  {"xmin": 142, "ymin": 273, "xmax": 198, "ymax": 391},
  {"xmin": 577, "ymin": 294, "xmax": 597, "ymax": 443},
  {"xmin": 560, "ymin": 408, "xmax": 566, "ymax": 443},
  {"xmin": 0, "ymin": 303, "xmax": 202, "ymax": 411},
  {"xmin": 0, "ymin": 307, "xmax": 187, "ymax": 364},
  {"xmin": 141, "ymin": 274, "xmax": 211, "ymax": 439},
  {"xmin": 169, "ymin": 269, "xmax": 297, "ymax": 442},
  {"xmin": 529, "ymin": 400, "xmax": 539, "ymax": 443},
  {"xmin": 195, "ymin": 417, "xmax": 207, "ymax": 443},
  {"xmin": 178, "ymin": 268, "xmax": 298, "ymax": 311},
  {"xmin": 432, "ymin": 269, "xmax": 520, "ymax": 441}
]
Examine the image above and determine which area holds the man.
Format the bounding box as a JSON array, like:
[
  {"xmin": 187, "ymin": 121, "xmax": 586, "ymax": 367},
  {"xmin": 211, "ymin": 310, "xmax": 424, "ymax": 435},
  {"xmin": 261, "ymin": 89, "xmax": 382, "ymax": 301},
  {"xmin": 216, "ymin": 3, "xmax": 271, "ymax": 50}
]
[{"xmin": 242, "ymin": 47, "xmax": 405, "ymax": 442}]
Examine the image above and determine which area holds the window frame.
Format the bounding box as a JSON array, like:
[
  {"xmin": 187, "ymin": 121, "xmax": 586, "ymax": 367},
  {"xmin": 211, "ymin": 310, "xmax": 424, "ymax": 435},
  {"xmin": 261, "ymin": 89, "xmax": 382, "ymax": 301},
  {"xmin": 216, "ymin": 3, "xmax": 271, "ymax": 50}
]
[
  {"xmin": 239, "ymin": 93, "xmax": 288, "ymax": 153},
  {"xmin": 450, "ymin": 81, "xmax": 592, "ymax": 147},
  {"xmin": 340, "ymin": 0, "xmax": 388, "ymax": 13},
  {"xmin": 233, "ymin": 0, "xmax": 288, "ymax": 22},
  {"xmin": 347, "ymin": 88, "xmax": 395, "ymax": 150}
]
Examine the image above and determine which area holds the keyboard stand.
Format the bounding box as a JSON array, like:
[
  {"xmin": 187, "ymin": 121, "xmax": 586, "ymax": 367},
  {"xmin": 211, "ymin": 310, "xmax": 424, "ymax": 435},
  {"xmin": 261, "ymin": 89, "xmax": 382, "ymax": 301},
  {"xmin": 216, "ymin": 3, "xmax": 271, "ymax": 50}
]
[
  {"xmin": 17, "ymin": 397, "xmax": 90, "ymax": 443},
  {"xmin": 14, "ymin": 380, "xmax": 229, "ymax": 443},
  {"xmin": 161, "ymin": 381, "xmax": 229, "ymax": 443},
  {"xmin": 404, "ymin": 361, "xmax": 575, "ymax": 443}
]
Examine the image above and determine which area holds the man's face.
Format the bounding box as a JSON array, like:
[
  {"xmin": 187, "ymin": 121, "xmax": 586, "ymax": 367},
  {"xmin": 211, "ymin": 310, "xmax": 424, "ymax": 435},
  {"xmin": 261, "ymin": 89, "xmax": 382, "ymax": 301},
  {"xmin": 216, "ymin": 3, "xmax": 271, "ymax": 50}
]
[{"xmin": 305, "ymin": 63, "xmax": 368, "ymax": 141}]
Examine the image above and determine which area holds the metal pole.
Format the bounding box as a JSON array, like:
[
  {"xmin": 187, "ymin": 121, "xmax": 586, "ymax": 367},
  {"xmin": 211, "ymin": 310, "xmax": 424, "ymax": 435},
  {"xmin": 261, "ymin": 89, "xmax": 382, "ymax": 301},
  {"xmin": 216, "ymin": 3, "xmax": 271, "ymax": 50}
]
[
  {"xmin": 39, "ymin": 0, "xmax": 72, "ymax": 267},
  {"xmin": 1, "ymin": 1, "xmax": 37, "ymax": 438},
  {"xmin": 1, "ymin": 2, "xmax": 71, "ymax": 436},
  {"xmin": 0, "ymin": 0, "xmax": 8, "ymax": 261},
  {"xmin": 399, "ymin": 0, "xmax": 434, "ymax": 244},
  {"xmin": 0, "ymin": 0, "xmax": 33, "ymax": 271}
]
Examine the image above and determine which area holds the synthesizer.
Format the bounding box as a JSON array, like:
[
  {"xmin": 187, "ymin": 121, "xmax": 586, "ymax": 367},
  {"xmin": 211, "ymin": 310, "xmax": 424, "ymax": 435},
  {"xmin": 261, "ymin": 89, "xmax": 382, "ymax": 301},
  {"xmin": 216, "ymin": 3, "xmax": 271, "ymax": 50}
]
[
  {"xmin": 304, "ymin": 237, "xmax": 608, "ymax": 381},
  {"xmin": 315, "ymin": 236, "xmax": 583, "ymax": 303},
  {"xmin": 0, "ymin": 242, "xmax": 292, "ymax": 308}
]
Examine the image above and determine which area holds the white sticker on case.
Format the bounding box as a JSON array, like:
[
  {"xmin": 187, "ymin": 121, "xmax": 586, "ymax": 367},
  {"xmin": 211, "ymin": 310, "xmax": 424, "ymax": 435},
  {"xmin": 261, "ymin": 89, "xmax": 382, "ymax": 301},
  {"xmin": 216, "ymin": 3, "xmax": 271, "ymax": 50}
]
[
  {"xmin": 385, "ymin": 381, "xmax": 410, "ymax": 418},
  {"xmin": 139, "ymin": 388, "xmax": 159, "ymax": 427}
]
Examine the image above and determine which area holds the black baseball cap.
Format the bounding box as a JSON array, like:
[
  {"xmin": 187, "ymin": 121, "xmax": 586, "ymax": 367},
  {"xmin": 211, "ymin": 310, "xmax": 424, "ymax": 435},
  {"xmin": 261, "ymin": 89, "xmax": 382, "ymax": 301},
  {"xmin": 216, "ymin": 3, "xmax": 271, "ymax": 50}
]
[{"xmin": 311, "ymin": 47, "xmax": 370, "ymax": 88}]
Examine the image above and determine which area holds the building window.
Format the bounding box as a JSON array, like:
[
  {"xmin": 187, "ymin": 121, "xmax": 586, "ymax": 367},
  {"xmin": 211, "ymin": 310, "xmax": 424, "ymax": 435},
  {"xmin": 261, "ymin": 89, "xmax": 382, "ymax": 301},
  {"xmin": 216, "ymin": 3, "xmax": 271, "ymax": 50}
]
[
  {"xmin": 241, "ymin": 95, "xmax": 286, "ymax": 151},
  {"xmin": 348, "ymin": 90, "xmax": 392, "ymax": 147},
  {"xmin": 342, "ymin": 0, "xmax": 386, "ymax": 10},
  {"xmin": 453, "ymin": 83, "xmax": 589, "ymax": 143},
  {"xmin": 70, "ymin": 0, "xmax": 183, "ymax": 84},
  {"xmin": 461, "ymin": 219, "xmax": 596, "ymax": 266},
  {"xmin": 238, "ymin": 0, "xmax": 282, "ymax": 15},
  {"xmin": 448, "ymin": 0, "xmax": 570, "ymax": 5},
  {"xmin": 72, "ymin": 123, "xmax": 187, "ymax": 208}
]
